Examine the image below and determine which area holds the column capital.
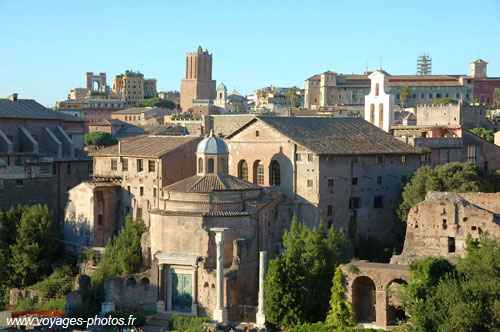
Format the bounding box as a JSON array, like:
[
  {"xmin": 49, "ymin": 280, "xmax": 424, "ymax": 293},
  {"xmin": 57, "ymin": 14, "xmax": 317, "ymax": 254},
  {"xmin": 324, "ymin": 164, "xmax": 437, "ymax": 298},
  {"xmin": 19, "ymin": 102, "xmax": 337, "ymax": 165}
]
[{"xmin": 211, "ymin": 227, "xmax": 228, "ymax": 244}]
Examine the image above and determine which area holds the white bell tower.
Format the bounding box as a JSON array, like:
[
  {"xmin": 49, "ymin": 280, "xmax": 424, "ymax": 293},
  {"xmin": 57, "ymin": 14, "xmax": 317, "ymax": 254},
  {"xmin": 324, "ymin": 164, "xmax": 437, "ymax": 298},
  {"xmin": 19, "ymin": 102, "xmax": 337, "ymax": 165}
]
[{"xmin": 364, "ymin": 68, "xmax": 394, "ymax": 132}]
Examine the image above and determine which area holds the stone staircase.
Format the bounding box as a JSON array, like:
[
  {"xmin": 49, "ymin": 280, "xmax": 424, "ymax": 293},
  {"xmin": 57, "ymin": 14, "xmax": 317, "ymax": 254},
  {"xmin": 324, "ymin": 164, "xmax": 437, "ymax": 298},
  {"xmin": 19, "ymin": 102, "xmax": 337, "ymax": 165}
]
[{"xmin": 142, "ymin": 313, "xmax": 171, "ymax": 332}]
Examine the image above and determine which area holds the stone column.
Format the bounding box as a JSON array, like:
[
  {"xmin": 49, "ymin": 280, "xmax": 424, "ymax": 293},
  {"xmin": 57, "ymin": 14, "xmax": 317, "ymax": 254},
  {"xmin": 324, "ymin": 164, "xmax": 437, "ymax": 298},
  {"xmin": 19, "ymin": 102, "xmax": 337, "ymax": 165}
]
[
  {"xmin": 375, "ymin": 289, "xmax": 387, "ymax": 327},
  {"xmin": 256, "ymin": 251, "xmax": 267, "ymax": 327},
  {"xmin": 191, "ymin": 264, "xmax": 198, "ymax": 315},
  {"xmin": 211, "ymin": 227, "xmax": 228, "ymax": 323}
]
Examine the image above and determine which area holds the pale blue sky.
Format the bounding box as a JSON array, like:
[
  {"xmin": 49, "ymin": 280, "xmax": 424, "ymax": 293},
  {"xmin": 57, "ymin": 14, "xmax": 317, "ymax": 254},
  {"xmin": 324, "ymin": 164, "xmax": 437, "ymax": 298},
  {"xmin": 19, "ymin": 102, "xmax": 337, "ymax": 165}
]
[{"xmin": 1, "ymin": 0, "xmax": 499, "ymax": 107}]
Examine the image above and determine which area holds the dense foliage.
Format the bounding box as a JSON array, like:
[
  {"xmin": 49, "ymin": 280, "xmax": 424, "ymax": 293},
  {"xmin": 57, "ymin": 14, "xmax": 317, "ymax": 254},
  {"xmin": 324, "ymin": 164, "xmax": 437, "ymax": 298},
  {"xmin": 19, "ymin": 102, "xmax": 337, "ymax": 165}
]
[
  {"xmin": 432, "ymin": 97, "xmax": 458, "ymax": 105},
  {"xmin": 264, "ymin": 215, "xmax": 348, "ymax": 329},
  {"xmin": 289, "ymin": 323, "xmax": 383, "ymax": 332},
  {"xmin": 84, "ymin": 131, "xmax": 117, "ymax": 147},
  {"xmin": 168, "ymin": 315, "xmax": 212, "ymax": 332},
  {"xmin": 30, "ymin": 265, "xmax": 74, "ymax": 298},
  {"xmin": 400, "ymin": 234, "xmax": 500, "ymax": 332},
  {"xmin": 469, "ymin": 127, "xmax": 494, "ymax": 143},
  {"xmin": 74, "ymin": 215, "xmax": 146, "ymax": 317},
  {"xmin": 136, "ymin": 97, "xmax": 176, "ymax": 109},
  {"xmin": 398, "ymin": 86, "xmax": 413, "ymax": 107},
  {"xmin": 326, "ymin": 266, "xmax": 355, "ymax": 327},
  {"xmin": 396, "ymin": 162, "xmax": 500, "ymax": 223},
  {"xmin": 0, "ymin": 205, "xmax": 62, "ymax": 309}
]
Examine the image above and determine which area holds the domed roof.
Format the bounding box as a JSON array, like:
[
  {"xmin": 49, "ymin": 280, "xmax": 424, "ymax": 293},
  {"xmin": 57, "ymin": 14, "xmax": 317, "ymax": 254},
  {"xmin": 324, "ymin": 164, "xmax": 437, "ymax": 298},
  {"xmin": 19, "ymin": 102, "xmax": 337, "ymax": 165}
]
[
  {"xmin": 217, "ymin": 82, "xmax": 227, "ymax": 91},
  {"xmin": 196, "ymin": 130, "xmax": 228, "ymax": 154}
]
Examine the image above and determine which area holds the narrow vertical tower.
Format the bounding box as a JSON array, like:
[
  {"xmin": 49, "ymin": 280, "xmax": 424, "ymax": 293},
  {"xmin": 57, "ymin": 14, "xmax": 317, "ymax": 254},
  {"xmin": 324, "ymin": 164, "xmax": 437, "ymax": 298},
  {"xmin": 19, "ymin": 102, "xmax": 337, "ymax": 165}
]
[
  {"xmin": 364, "ymin": 68, "xmax": 394, "ymax": 132},
  {"xmin": 180, "ymin": 46, "xmax": 216, "ymax": 112}
]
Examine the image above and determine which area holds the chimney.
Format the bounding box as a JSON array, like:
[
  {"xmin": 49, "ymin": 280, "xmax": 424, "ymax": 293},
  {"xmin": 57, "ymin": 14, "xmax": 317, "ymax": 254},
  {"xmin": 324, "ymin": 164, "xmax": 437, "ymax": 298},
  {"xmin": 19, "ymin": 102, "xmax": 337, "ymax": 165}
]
[
  {"xmin": 8, "ymin": 93, "xmax": 18, "ymax": 102},
  {"xmin": 118, "ymin": 140, "xmax": 122, "ymax": 154}
]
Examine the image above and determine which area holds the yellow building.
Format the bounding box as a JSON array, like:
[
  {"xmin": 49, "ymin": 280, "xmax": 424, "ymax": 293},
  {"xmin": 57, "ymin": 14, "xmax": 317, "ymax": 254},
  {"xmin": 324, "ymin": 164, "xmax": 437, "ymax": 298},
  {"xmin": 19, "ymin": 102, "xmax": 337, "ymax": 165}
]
[{"xmin": 112, "ymin": 70, "xmax": 157, "ymax": 105}]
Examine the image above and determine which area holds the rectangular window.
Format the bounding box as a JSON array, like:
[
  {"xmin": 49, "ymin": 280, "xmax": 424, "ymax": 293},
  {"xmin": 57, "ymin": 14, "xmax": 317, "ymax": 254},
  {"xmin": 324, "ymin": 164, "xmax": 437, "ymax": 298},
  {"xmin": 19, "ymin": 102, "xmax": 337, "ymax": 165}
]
[
  {"xmin": 111, "ymin": 158, "xmax": 117, "ymax": 171},
  {"xmin": 377, "ymin": 155, "xmax": 384, "ymax": 164},
  {"xmin": 327, "ymin": 205, "xmax": 333, "ymax": 216},
  {"xmin": 420, "ymin": 154, "xmax": 427, "ymax": 163},
  {"xmin": 307, "ymin": 179, "xmax": 313, "ymax": 187},
  {"xmin": 96, "ymin": 190, "xmax": 103, "ymax": 202},
  {"xmin": 140, "ymin": 186, "xmax": 144, "ymax": 196},
  {"xmin": 352, "ymin": 177, "xmax": 358, "ymax": 185},
  {"xmin": 401, "ymin": 175, "xmax": 407, "ymax": 183},
  {"xmin": 374, "ymin": 196, "xmax": 384, "ymax": 209},
  {"xmin": 97, "ymin": 214, "xmax": 103, "ymax": 226},
  {"xmin": 153, "ymin": 187, "xmax": 157, "ymax": 198},
  {"xmin": 467, "ymin": 145, "xmax": 477, "ymax": 163},
  {"xmin": 127, "ymin": 185, "xmax": 131, "ymax": 194},
  {"xmin": 137, "ymin": 159, "xmax": 143, "ymax": 172},
  {"xmin": 349, "ymin": 197, "xmax": 360, "ymax": 210},
  {"xmin": 122, "ymin": 158, "xmax": 128, "ymax": 171},
  {"xmin": 16, "ymin": 179, "xmax": 23, "ymax": 187},
  {"xmin": 296, "ymin": 153, "xmax": 302, "ymax": 161},
  {"xmin": 448, "ymin": 237, "xmax": 456, "ymax": 253},
  {"xmin": 377, "ymin": 176, "xmax": 382, "ymax": 185},
  {"xmin": 328, "ymin": 179, "xmax": 334, "ymax": 187},
  {"xmin": 308, "ymin": 154, "xmax": 314, "ymax": 162},
  {"xmin": 429, "ymin": 94, "xmax": 433, "ymax": 98},
  {"xmin": 401, "ymin": 155, "xmax": 407, "ymax": 164},
  {"xmin": 421, "ymin": 93, "xmax": 424, "ymax": 99},
  {"xmin": 148, "ymin": 160, "xmax": 155, "ymax": 172},
  {"xmin": 67, "ymin": 163, "xmax": 72, "ymax": 175}
]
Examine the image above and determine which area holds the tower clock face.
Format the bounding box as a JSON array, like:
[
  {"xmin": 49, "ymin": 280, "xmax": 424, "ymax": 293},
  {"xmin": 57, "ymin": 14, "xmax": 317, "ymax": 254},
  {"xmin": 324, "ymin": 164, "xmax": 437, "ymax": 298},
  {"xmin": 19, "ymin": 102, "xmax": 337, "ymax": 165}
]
[{"xmin": 477, "ymin": 68, "xmax": 482, "ymax": 73}]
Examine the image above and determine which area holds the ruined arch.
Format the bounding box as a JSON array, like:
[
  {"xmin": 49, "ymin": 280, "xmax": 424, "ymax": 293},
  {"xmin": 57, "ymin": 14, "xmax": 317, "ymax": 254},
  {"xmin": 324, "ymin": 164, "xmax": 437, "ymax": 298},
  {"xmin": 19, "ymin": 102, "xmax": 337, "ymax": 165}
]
[
  {"xmin": 352, "ymin": 276, "xmax": 376, "ymax": 323},
  {"xmin": 386, "ymin": 279, "xmax": 407, "ymax": 325}
]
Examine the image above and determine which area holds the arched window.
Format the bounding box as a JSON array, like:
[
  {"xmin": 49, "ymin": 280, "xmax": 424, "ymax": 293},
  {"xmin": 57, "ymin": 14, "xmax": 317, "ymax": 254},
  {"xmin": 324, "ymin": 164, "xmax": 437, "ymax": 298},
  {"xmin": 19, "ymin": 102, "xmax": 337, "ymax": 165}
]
[
  {"xmin": 208, "ymin": 158, "xmax": 214, "ymax": 173},
  {"xmin": 198, "ymin": 158, "xmax": 203, "ymax": 173},
  {"xmin": 219, "ymin": 92, "xmax": 222, "ymax": 99},
  {"xmin": 270, "ymin": 160, "xmax": 281, "ymax": 185},
  {"xmin": 218, "ymin": 157, "xmax": 225, "ymax": 173},
  {"xmin": 238, "ymin": 160, "xmax": 248, "ymax": 181},
  {"xmin": 370, "ymin": 104, "xmax": 375, "ymax": 124},
  {"xmin": 253, "ymin": 161, "xmax": 264, "ymax": 185},
  {"xmin": 379, "ymin": 103, "xmax": 384, "ymax": 128},
  {"xmin": 375, "ymin": 83, "xmax": 379, "ymax": 96}
]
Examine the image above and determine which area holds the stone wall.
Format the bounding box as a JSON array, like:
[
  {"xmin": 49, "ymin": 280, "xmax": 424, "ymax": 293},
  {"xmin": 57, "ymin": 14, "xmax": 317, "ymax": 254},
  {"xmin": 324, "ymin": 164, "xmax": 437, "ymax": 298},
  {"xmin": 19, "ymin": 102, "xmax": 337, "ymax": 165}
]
[{"xmin": 104, "ymin": 272, "xmax": 157, "ymax": 312}]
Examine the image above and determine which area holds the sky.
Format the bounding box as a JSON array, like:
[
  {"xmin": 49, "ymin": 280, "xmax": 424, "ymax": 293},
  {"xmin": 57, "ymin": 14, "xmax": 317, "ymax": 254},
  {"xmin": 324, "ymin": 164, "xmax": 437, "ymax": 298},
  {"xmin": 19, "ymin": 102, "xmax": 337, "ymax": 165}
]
[{"xmin": 0, "ymin": 0, "xmax": 499, "ymax": 107}]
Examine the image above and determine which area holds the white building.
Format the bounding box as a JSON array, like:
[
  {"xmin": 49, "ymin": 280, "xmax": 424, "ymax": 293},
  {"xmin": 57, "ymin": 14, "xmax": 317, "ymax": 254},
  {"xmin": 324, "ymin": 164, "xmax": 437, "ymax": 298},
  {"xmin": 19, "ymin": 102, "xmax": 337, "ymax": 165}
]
[{"xmin": 364, "ymin": 68, "xmax": 395, "ymax": 132}]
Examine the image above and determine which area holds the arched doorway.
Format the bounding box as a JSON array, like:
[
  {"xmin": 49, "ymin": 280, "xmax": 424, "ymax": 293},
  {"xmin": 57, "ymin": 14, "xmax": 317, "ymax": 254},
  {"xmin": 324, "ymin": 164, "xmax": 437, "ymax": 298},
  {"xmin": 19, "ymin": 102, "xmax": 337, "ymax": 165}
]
[
  {"xmin": 386, "ymin": 279, "xmax": 407, "ymax": 325},
  {"xmin": 352, "ymin": 276, "xmax": 376, "ymax": 323}
]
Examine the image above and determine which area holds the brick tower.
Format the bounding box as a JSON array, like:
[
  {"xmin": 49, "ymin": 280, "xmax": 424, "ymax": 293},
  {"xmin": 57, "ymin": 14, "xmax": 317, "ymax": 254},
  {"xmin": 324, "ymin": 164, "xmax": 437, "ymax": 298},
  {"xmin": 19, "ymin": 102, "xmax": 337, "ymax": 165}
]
[{"xmin": 180, "ymin": 46, "xmax": 216, "ymax": 112}]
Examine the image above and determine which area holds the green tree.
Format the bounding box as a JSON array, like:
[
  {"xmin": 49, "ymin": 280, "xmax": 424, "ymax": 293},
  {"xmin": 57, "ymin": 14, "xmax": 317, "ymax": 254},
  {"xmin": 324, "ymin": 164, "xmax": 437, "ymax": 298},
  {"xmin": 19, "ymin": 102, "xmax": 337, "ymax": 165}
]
[
  {"xmin": 264, "ymin": 215, "xmax": 348, "ymax": 329},
  {"xmin": 400, "ymin": 234, "xmax": 500, "ymax": 332},
  {"xmin": 286, "ymin": 86, "xmax": 300, "ymax": 108},
  {"xmin": 136, "ymin": 97, "xmax": 176, "ymax": 109},
  {"xmin": 326, "ymin": 265, "xmax": 355, "ymax": 327},
  {"xmin": 433, "ymin": 97, "xmax": 458, "ymax": 105},
  {"xmin": 396, "ymin": 162, "xmax": 500, "ymax": 223},
  {"xmin": 398, "ymin": 86, "xmax": 413, "ymax": 108},
  {"xmin": 84, "ymin": 132, "xmax": 118, "ymax": 148},
  {"xmin": 9, "ymin": 205, "xmax": 61, "ymax": 287},
  {"xmin": 469, "ymin": 127, "xmax": 494, "ymax": 143},
  {"xmin": 76, "ymin": 215, "xmax": 146, "ymax": 317},
  {"xmin": 494, "ymin": 88, "xmax": 500, "ymax": 107}
]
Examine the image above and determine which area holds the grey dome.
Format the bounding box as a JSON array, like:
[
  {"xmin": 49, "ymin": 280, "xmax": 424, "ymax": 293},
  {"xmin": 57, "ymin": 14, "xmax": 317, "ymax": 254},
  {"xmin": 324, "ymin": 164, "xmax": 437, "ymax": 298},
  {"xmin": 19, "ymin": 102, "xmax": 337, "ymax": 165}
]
[{"xmin": 196, "ymin": 130, "xmax": 228, "ymax": 154}]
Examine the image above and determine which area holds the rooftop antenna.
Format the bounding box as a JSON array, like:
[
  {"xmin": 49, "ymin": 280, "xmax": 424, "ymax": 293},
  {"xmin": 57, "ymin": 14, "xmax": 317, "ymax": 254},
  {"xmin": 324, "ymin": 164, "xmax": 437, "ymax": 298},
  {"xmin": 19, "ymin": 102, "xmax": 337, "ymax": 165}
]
[
  {"xmin": 365, "ymin": 61, "xmax": 368, "ymax": 73},
  {"xmin": 378, "ymin": 56, "xmax": 383, "ymax": 68}
]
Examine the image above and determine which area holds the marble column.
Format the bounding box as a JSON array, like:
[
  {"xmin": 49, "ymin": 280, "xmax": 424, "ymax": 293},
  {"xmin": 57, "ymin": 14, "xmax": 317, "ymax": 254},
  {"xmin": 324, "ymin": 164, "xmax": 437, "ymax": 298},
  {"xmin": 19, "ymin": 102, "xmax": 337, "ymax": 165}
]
[
  {"xmin": 256, "ymin": 251, "xmax": 267, "ymax": 327},
  {"xmin": 211, "ymin": 227, "xmax": 228, "ymax": 323},
  {"xmin": 192, "ymin": 264, "xmax": 198, "ymax": 315}
]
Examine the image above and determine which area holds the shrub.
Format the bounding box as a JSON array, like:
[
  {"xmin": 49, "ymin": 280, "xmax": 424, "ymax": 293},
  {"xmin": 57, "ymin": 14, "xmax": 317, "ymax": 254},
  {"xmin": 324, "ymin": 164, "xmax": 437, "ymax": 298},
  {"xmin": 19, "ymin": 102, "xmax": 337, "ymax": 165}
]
[
  {"xmin": 289, "ymin": 322, "xmax": 384, "ymax": 332},
  {"xmin": 30, "ymin": 265, "xmax": 74, "ymax": 298},
  {"xmin": 16, "ymin": 297, "xmax": 36, "ymax": 310},
  {"xmin": 168, "ymin": 315, "xmax": 212, "ymax": 332}
]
